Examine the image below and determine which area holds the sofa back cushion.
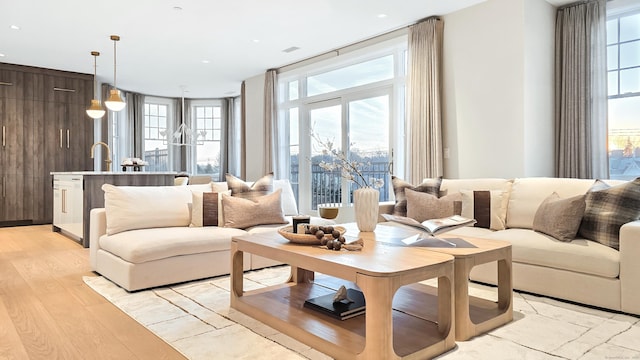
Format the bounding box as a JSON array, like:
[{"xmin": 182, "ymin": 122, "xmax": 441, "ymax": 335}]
[
  {"xmin": 440, "ymin": 178, "xmax": 511, "ymax": 196},
  {"xmin": 506, "ymin": 177, "xmax": 596, "ymax": 229},
  {"xmin": 102, "ymin": 184, "xmax": 192, "ymax": 235},
  {"xmin": 273, "ymin": 179, "xmax": 299, "ymax": 215}
]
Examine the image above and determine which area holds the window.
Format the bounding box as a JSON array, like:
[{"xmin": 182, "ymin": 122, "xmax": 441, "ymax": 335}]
[
  {"xmin": 607, "ymin": 9, "xmax": 640, "ymax": 180},
  {"xmin": 143, "ymin": 100, "xmax": 170, "ymax": 171},
  {"xmin": 189, "ymin": 102, "xmax": 223, "ymax": 179},
  {"xmin": 279, "ymin": 39, "xmax": 406, "ymax": 214}
]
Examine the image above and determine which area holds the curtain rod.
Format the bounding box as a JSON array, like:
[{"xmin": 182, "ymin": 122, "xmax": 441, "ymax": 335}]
[
  {"xmin": 557, "ymin": 0, "xmax": 606, "ymax": 10},
  {"xmin": 278, "ymin": 15, "xmax": 441, "ymax": 74}
]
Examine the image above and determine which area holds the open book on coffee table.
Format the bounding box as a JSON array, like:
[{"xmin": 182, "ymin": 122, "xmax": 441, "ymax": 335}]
[{"xmin": 381, "ymin": 214, "xmax": 477, "ymax": 236}]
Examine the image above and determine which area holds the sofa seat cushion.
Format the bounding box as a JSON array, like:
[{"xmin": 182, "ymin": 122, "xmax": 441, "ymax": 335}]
[
  {"xmin": 485, "ymin": 229, "xmax": 620, "ymax": 278},
  {"xmin": 443, "ymin": 226, "xmax": 496, "ymax": 239},
  {"xmin": 99, "ymin": 226, "xmax": 248, "ymax": 264}
]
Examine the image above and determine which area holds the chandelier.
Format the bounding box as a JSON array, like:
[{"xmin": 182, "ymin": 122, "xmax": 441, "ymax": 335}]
[{"xmin": 161, "ymin": 87, "xmax": 206, "ymax": 146}]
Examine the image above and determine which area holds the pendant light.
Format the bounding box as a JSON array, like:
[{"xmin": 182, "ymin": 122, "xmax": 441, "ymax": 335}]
[
  {"xmin": 162, "ymin": 87, "xmax": 206, "ymax": 146},
  {"xmin": 86, "ymin": 51, "xmax": 106, "ymax": 119},
  {"xmin": 104, "ymin": 35, "xmax": 126, "ymax": 111}
]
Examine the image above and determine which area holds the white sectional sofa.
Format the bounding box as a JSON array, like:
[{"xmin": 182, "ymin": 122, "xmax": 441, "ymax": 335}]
[
  {"xmin": 380, "ymin": 177, "xmax": 640, "ymax": 316},
  {"xmin": 90, "ymin": 179, "xmax": 331, "ymax": 291}
]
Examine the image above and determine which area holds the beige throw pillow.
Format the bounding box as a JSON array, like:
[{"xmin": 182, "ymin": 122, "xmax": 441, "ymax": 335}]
[
  {"xmin": 190, "ymin": 190, "xmax": 231, "ymax": 227},
  {"xmin": 460, "ymin": 189, "xmax": 509, "ymax": 230},
  {"xmin": 222, "ymin": 189, "xmax": 288, "ymax": 229},
  {"xmin": 533, "ymin": 192, "xmax": 586, "ymax": 242},
  {"xmin": 406, "ymin": 189, "xmax": 462, "ymax": 223}
]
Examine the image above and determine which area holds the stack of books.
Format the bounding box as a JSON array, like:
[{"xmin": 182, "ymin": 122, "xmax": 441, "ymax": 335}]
[{"xmin": 303, "ymin": 288, "xmax": 366, "ymax": 320}]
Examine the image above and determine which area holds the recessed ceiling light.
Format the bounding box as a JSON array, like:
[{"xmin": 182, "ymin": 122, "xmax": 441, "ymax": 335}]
[
  {"xmin": 252, "ymin": 39, "xmax": 260, "ymax": 43},
  {"xmin": 173, "ymin": 6, "xmax": 183, "ymax": 11},
  {"xmin": 282, "ymin": 46, "xmax": 300, "ymax": 53},
  {"xmin": 377, "ymin": 14, "xmax": 388, "ymax": 18},
  {"xmin": 0, "ymin": 53, "xmax": 5, "ymax": 57},
  {"xmin": 201, "ymin": 60, "xmax": 210, "ymax": 64},
  {"xmin": 10, "ymin": 25, "xmax": 20, "ymax": 30}
]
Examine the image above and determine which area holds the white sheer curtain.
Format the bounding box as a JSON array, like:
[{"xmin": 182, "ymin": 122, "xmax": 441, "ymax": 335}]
[
  {"xmin": 406, "ymin": 17, "xmax": 444, "ymax": 184},
  {"xmin": 263, "ymin": 69, "xmax": 286, "ymax": 178},
  {"xmin": 555, "ymin": 0, "xmax": 608, "ymax": 178}
]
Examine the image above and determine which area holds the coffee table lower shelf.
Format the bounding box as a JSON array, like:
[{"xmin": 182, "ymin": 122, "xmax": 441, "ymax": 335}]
[{"xmin": 231, "ymin": 279, "xmax": 450, "ymax": 359}]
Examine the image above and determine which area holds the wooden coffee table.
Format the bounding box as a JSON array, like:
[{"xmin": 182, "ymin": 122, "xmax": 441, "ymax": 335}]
[
  {"xmin": 377, "ymin": 223, "xmax": 513, "ymax": 341},
  {"xmin": 230, "ymin": 225, "xmax": 456, "ymax": 360}
]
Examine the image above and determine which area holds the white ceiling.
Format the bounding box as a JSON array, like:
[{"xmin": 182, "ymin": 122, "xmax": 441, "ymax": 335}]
[{"xmin": 0, "ymin": 0, "xmax": 571, "ymax": 99}]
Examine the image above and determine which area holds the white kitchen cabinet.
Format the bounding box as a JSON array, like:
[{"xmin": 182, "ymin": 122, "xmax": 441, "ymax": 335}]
[{"xmin": 52, "ymin": 174, "xmax": 83, "ymax": 240}]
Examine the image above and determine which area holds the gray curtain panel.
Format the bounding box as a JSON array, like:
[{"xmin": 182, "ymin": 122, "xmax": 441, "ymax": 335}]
[
  {"xmin": 406, "ymin": 17, "xmax": 444, "ymax": 185},
  {"xmin": 174, "ymin": 97, "xmax": 188, "ymax": 171},
  {"xmin": 263, "ymin": 69, "xmax": 285, "ymax": 178},
  {"xmin": 128, "ymin": 92, "xmax": 145, "ymax": 159},
  {"xmin": 555, "ymin": 0, "xmax": 608, "ymax": 179}
]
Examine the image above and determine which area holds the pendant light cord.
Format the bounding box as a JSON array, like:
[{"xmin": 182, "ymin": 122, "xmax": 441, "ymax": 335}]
[
  {"xmin": 93, "ymin": 53, "xmax": 98, "ymax": 98},
  {"xmin": 113, "ymin": 38, "xmax": 117, "ymax": 87},
  {"xmin": 110, "ymin": 35, "xmax": 120, "ymax": 88}
]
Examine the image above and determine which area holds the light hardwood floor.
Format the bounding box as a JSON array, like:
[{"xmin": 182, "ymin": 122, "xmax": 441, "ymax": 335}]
[{"xmin": 0, "ymin": 225, "xmax": 186, "ymax": 360}]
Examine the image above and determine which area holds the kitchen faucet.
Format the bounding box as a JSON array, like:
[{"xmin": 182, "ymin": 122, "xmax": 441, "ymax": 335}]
[{"xmin": 90, "ymin": 141, "xmax": 112, "ymax": 172}]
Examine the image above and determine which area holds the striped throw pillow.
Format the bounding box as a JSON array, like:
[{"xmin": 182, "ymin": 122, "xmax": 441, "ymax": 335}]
[
  {"xmin": 226, "ymin": 173, "xmax": 273, "ymax": 200},
  {"xmin": 460, "ymin": 189, "xmax": 510, "ymax": 230},
  {"xmin": 392, "ymin": 176, "xmax": 442, "ymax": 217}
]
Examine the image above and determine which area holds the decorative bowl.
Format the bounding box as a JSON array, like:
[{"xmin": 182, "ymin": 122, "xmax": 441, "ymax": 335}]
[
  {"xmin": 278, "ymin": 225, "xmax": 346, "ymax": 244},
  {"xmin": 318, "ymin": 207, "xmax": 339, "ymax": 219}
]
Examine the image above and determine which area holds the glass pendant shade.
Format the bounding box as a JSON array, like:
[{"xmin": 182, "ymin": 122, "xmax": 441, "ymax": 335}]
[
  {"xmin": 86, "ymin": 99, "xmax": 106, "ymax": 119},
  {"xmin": 105, "ymin": 89, "xmax": 126, "ymax": 111}
]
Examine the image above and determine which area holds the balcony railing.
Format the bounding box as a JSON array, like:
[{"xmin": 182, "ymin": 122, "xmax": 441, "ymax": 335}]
[{"xmin": 290, "ymin": 161, "xmax": 391, "ymax": 209}]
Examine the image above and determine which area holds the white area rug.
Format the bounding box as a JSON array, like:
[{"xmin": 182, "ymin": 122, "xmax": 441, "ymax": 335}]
[{"xmin": 83, "ymin": 266, "xmax": 640, "ymax": 360}]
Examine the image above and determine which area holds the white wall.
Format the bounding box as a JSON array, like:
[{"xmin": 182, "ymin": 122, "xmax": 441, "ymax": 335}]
[
  {"xmin": 243, "ymin": 0, "xmax": 557, "ymax": 181},
  {"xmin": 442, "ymin": 0, "xmax": 555, "ymax": 179},
  {"xmin": 523, "ymin": 0, "xmax": 556, "ymax": 177},
  {"xmin": 243, "ymin": 73, "xmax": 266, "ymax": 181}
]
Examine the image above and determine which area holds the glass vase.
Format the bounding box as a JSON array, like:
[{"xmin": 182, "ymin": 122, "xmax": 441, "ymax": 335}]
[{"xmin": 354, "ymin": 187, "xmax": 379, "ymax": 232}]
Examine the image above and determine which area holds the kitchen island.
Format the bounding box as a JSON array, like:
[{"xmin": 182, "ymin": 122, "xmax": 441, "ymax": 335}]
[{"xmin": 51, "ymin": 171, "xmax": 177, "ymax": 247}]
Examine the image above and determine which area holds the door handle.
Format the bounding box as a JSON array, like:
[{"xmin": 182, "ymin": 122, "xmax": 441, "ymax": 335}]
[
  {"xmin": 66, "ymin": 129, "xmax": 70, "ymax": 149},
  {"xmin": 62, "ymin": 188, "xmax": 67, "ymax": 214},
  {"xmin": 59, "ymin": 129, "xmax": 63, "ymax": 148},
  {"xmin": 2, "ymin": 126, "xmax": 5, "ymax": 147}
]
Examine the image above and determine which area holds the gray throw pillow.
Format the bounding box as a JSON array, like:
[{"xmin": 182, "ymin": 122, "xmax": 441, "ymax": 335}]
[
  {"xmin": 578, "ymin": 177, "xmax": 640, "ymax": 250},
  {"xmin": 533, "ymin": 192, "xmax": 586, "ymax": 242}
]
